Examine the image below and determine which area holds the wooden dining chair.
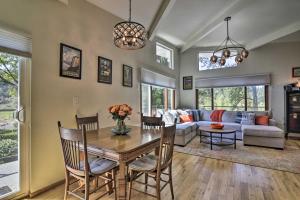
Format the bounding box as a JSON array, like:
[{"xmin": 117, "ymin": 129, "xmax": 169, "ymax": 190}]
[
  {"xmin": 58, "ymin": 121, "xmax": 118, "ymax": 200},
  {"xmin": 127, "ymin": 123, "xmax": 177, "ymax": 200},
  {"xmin": 141, "ymin": 113, "xmax": 164, "ymax": 130},
  {"xmin": 75, "ymin": 113, "xmax": 99, "ymax": 131}
]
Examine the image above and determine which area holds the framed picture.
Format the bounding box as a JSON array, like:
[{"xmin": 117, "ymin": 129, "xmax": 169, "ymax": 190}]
[
  {"xmin": 122, "ymin": 65, "xmax": 133, "ymax": 87},
  {"xmin": 292, "ymin": 67, "xmax": 300, "ymax": 77},
  {"xmin": 60, "ymin": 43, "xmax": 82, "ymax": 79},
  {"xmin": 183, "ymin": 76, "xmax": 193, "ymax": 90},
  {"xmin": 98, "ymin": 56, "xmax": 112, "ymax": 84}
]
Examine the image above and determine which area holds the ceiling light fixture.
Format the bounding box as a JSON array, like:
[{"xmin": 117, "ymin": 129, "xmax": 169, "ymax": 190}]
[
  {"xmin": 113, "ymin": 0, "xmax": 147, "ymax": 50},
  {"xmin": 210, "ymin": 16, "xmax": 249, "ymax": 66}
]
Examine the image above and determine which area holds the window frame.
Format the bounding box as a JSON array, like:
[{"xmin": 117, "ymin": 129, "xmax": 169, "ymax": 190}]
[
  {"xmin": 198, "ymin": 51, "xmax": 238, "ymax": 71},
  {"xmin": 141, "ymin": 83, "xmax": 176, "ymax": 116},
  {"xmin": 196, "ymin": 85, "xmax": 269, "ymax": 111},
  {"xmin": 156, "ymin": 42, "xmax": 174, "ymax": 69}
]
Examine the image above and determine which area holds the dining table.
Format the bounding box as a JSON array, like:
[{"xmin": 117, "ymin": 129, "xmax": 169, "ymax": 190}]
[{"xmin": 86, "ymin": 125, "xmax": 161, "ymax": 200}]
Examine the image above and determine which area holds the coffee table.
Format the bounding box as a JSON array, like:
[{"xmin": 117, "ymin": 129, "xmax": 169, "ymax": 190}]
[{"xmin": 198, "ymin": 126, "xmax": 237, "ymax": 150}]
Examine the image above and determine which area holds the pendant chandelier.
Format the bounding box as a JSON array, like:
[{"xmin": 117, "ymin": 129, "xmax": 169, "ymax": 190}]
[
  {"xmin": 113, "ymin": 0, "xmax": 147, "ymax": 50},
  {"xmin": 210, "ymin": 16, "xmax": 249, "ymax": 65}
]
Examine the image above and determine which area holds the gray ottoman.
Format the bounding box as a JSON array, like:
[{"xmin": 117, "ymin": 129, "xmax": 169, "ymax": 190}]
[{"xmin": 242, "ymin": 125, "xmax": 285, "ymax": 149}]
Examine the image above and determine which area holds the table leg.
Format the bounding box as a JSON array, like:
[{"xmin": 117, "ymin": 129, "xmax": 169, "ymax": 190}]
[
  {"xmin": 221, "ymin": 133, "xmax": 223, "ymax": 141},
  {"xmin": 234, "ymin": 131, "xmax": 236, "ymax": 149},
  {"xmin": 200, "ymin": 130, "xmax": 202, "ymax": 143},
  {"xmin": 210, "ymin": 133, "xmax": 212, "ymax": 150},
  {"xmin": 118, "ymin": 160, "xmax": 127, "ymax": 200}
]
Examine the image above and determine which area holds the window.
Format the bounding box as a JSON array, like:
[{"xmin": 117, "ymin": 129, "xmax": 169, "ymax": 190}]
[
  {"xmin": 196, "ymin": 88, "xmax": 212, "ymax": 110},
  {"xmin": 199, "ymin": 52, "xmax": 237, "ymax": 71},
  {"xmin": 156, "ymin": 43, "xmax": 174, "ymax": 69},
  {"xmin": 141, "ymin": 84, "xmax": 175, "ymax": 116},
  {"xmin": 196, "ymin": 85, "xmax": 268, "ymax": 111},
  {"xmin": 246, "ymin": 85, "xmax": 266, "ymax": 111},
  {"xmin": 214, "ymin": 86, "xmax": 245, "ymax": 111}
]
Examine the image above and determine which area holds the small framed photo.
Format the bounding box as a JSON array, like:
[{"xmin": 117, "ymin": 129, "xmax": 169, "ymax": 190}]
[
  {"xmin": 292, "ymin": 67, "xmax": 300, "ymax": 77},
  {"xmin": 60, "ymin": 43, "xmax": 82, "ymax": 79},
  {"xmin": 183, "ymin": 76, "xmax": 193, "ymax": 90},
  {"xmin": 98, "ymin": 56, "xmax": 112, "ymax": 84},
  {"xmin": 123, "ymin": 65, "xmax": 133, "ymax": 87}
]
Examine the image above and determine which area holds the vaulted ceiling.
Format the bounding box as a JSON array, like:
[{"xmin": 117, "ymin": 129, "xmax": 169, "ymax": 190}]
[{"xmin": 60, "ymin": 0, "xmax": 300, "ymax": 52}]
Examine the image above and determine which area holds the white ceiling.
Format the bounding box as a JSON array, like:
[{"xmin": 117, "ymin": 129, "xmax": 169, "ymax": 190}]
[
  {"xmin": 86, "ymin": 0, "xmax": 163, "ymax": 29},
  {"xmin": 72, "ymin": 0, "xmax": 300, "ymax": 51},
  {"xmin": 156, "ymin": 0, "xmax": 300, "ymax": 51}
]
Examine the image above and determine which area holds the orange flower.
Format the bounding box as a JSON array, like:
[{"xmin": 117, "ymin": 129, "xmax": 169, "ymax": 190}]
[
  {"xmin": 108, "ymin": 106, "xmax": 113, "ymax": 112},
  {"xmin": 119, "ymin": 110, "xmax": 126, "ymax": 117}
]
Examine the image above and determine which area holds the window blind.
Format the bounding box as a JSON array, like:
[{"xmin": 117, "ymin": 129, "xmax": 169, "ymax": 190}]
[
  {"xmin": 141, "ymin": 68, "xmax": 176, "ymax": 89},
  {"xmin": 195, "ymin": 74, "xmax": 271, "ymax": 88},
  {"xmin": 0, "ymin": 27, "xmax": 32, "ymax": 58}
]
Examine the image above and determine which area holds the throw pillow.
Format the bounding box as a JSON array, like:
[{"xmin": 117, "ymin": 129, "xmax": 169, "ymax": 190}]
[
  {"xmin": 235, "ymin": 111, "xmax": 243, "ymax": 124},
  {"xmin": 255, "ymin": 115, "xmax": 269, "ymax": 125},
  {"xmin": 180, "ymin": 114, "xmax": 193, "ymax": 123},
  {"xmin": 162, "ymin": 111, "xmax": 175, "ymax": 125},
  {"xmin": 241, "ymin": 112, "xmax": 255, "ymax": 125}
]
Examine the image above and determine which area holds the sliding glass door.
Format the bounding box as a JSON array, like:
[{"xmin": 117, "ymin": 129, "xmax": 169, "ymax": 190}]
[
  {"xmin": 0, "ymin": 52, "xmax": 30, "ymax": 199},
  {"xmin": 141, "ymin": 84, "xmax": 175, "ymax": 116}
]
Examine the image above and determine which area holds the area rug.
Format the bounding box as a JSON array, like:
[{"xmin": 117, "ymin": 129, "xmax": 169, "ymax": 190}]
[{"xmin": 174, "ymin": 136, "xmax": 300, "ymax": 174}]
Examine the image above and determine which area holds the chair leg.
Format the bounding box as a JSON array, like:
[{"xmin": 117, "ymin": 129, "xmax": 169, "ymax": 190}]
[
  {"xmin": 169, "ymin": 166, "xmax": 174, "ymax": 199},
  {"xmin": 112, "ymin": 169, "xmax": 117, "ymax": 200},
  {"xmin": 156, "ymin": 176, "xmax": 161, "ymax": 200},
  {"xmin": 128, "ymin": 170, "xmax": 133, "ymax": 200},
  {"xmin": 145, "ymin": 173, "xmax": 148, "ymax": 191},
  {"xmin": 64, "ymin": 171, "xmax": 70, "ymax": 200},
  {"xmin": 84, "ymin": 176, "xmax": 89, "ymax": 200}
]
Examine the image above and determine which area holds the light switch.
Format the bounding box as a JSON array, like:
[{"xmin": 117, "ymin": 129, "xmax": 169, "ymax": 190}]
[{"xmin": 73, "ymin": 96, "xmax": 79, "ymax": 106}]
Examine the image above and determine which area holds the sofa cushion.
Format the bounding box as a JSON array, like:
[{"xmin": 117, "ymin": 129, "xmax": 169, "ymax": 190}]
[
  {"xmin": 241, "ymin": 112, "xmax": 255, "ymax": 125},
  {"xmin": 176, "ymin": 123, "xmax": 192, "ymax": 136},
  {"xmin": 222, "ymin": 111, "xmax": 238, "ymax": 123},
  {"xmin": 186, "ymin": 109, "xmax": 202, "ymax": 121},
  {"xmin": 235, "ymin": 111, "xmax": 243, "ymax": 124},
  {"xmin": 201, "ymin": 110, "xmax": 212, "ymax": 121},
  {"xmin": 242, "ymin": 125, "xmax": 284, "ymax": 138}
]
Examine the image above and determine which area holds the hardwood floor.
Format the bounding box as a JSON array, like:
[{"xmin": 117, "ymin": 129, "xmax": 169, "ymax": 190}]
[{"xmin": 27, "ymin": 152, "xmax": 300, "ymax": 200}]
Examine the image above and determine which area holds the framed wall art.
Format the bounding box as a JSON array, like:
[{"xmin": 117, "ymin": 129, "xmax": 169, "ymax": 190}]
[
  {"xmin": 60, "ymin": 43, "xmax": 82, "ymax": 79},
  {"xmin": 183, "ymin": 76, "xmax": 193, "ymax": 90},
  {"xmin": 98, "ymin": 56, "xmax": 112, "ymax": 84},
  {"xmin": 292, "ymin": 67, "xmax": 300, "ymax": 78},
  {"xmin": 122, "ymin": 65, "xmax": 133, "ymax": 87}
]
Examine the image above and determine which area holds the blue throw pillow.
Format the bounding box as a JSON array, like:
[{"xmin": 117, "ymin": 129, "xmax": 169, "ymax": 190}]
[{"xmin": 235, "ymin": 111, "xmax": 243, "ymax": 124}]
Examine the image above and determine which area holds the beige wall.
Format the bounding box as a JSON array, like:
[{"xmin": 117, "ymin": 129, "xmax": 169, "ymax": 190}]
[
  {"xmin": 0, "ymin": 0, "xmax": 180, "ymax": 193},
  {"xmin": 180, "ymin": 42, "xmax": 300, "ymax": 128}
]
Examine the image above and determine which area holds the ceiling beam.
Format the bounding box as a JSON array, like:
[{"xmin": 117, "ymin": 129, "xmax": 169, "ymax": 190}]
[
  {"xmin": 246, "ymin": 21, "xmax": 300, "ymax": 50},
  {"xmin": 148, "ymin": 0, "xmax": 177, "ymax": 41},
  {"xmin": 180, "ymin": 0, "xmax": 253, "ymax": 53}
]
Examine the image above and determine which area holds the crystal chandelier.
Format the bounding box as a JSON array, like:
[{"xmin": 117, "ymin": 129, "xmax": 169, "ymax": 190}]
[
  {"xmin": 113, "ymin": 0, "xmax": 147, "ymax": 50},
  {"xmin": 210, "ymin": 16, "xmax": 249, "ymax": 65}
]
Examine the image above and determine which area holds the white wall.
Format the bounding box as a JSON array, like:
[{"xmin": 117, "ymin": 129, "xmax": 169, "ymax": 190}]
[
  {"xmin": 0, "ymin": 0, "xmax": 180, "ymax": 193},
  {"xmin": 180, "ymin": 42, "xmax": 300, "ymax": 128}
]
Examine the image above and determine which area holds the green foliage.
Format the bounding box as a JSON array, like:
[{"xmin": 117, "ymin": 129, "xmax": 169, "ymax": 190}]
[
  {"xmin": 151, "ymin": 87, "xmax": 164, "ymax": 109},
  {"xmin": 0, "ymin": 130, "xmax": 17, "ymax": 140},
  {"xmin": 0, "ymin": 139, "xmax": 17, "ymax": 159}
]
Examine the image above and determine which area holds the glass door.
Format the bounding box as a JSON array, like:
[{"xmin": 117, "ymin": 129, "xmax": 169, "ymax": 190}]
[{"xmin": 0, "ymin": 52, "xmax": 30, "ymax": 199}]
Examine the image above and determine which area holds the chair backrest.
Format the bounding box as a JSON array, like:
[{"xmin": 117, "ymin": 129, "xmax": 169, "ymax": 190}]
[
  {"xmin": 58, "ymin": 121, "xmax": 89, "ymax": 177},
  {"xmin": 75, "ymin": 113, "xmax": 99, "ymax": 131},
  {"xmin": 156, "ymin": 123, "xmax": 176, "ymax": 173},
  {"xmin": 141, "ymin": 113, "xmax": 164, "ymax": 130}
]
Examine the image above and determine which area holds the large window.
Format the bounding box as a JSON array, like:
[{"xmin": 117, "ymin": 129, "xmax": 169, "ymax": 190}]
[
  {"xmin": 199, "ymin": 52, "xmax": 237, "ymax": 71},
  {"xmin": 156, "ymin": 43, "xmax": 174, "ymax": 69},
  {"xmin": 196, "ymin": 85, "xmax": 268, "ymax": 111},
  {"xmin": 141, "ymin": 84, "xmax": 175, "ymax": 116}
]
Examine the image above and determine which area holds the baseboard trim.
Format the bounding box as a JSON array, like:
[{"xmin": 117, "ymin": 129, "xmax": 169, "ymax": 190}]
[{"xmin": 29, "ymin": 179, "xmax": 65, "ymax": 198}]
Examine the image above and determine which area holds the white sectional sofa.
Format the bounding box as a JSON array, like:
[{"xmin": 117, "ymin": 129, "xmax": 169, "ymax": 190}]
[{"xmin": 161, "ymin": 109, "xmax": 285, "ymax": 149}]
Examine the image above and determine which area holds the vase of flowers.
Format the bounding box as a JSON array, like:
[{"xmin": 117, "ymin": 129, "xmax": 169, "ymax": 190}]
[{"xmin": 108, "ymin": 104, "xmax": 132, "ymax": 135}]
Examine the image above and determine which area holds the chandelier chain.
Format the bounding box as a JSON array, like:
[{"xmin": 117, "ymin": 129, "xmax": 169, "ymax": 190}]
[{"xmin": 129, "ymin": 0, "xmax": 131, "ymax": 21}]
